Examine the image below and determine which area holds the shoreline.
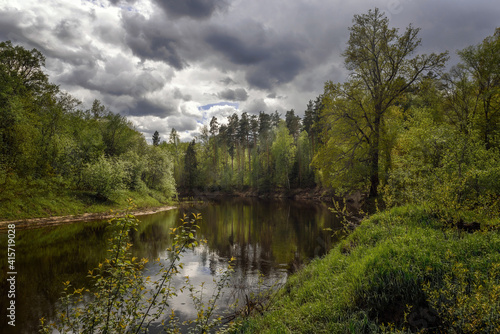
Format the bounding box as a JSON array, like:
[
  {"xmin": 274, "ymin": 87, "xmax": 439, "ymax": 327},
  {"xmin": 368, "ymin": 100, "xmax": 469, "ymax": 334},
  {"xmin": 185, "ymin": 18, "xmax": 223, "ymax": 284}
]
[{"xmin": 0, "ymin": 205, "xmax": 176, "ymax": 232}]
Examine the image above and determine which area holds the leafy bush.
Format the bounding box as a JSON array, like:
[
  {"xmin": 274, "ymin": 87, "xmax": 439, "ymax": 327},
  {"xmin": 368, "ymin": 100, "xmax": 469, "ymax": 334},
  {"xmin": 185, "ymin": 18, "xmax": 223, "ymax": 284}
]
[
  {"xmin": 120, "ymin": 151, "xmax": 148, "ymax": 193},
  {"xmin": 383, "ymin": 108, "xmax": 500, "ymax": 219},
  {"xmin": 423, "ymin": 262, "xmax": 500, "ymax": 333},
  {"xmin": 81, "ymin": 155, "xmax": 127, "ymax": 201},
  {"xmin": 142, "ymin": 146, "xmax": 176, "ymax": 198}
]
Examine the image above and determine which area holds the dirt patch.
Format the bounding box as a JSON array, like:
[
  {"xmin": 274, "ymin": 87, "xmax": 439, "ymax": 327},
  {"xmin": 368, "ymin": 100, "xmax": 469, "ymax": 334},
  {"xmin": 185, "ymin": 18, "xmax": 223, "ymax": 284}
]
[{"xmin": 0, "ymin": 206, "xmax": 176, "ymax": 231}]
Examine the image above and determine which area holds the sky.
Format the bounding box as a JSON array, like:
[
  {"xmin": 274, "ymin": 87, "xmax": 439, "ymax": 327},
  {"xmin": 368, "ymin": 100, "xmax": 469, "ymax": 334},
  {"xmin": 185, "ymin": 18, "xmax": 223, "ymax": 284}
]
[{"xmin": 1, "ymin": 0, "xmax": 498, "ymax": 142}]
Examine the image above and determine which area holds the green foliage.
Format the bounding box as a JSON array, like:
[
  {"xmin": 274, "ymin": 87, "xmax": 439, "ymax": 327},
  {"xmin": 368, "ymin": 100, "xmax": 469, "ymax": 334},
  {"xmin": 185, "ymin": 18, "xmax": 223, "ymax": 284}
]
[
  {"xmin": 152, "ymin": 130, "xmax": 161, "ymax": 146},
  {"xmin": 312, "ymin": 82, "xmax": 372, "ymax": 193},
  {"xmin": 81, "ymin": 155, "xmax": 127, "ymax": 201},
  {"xmin": 295, "ymin": 131, "xmax": 315, "ymax": 187},
  {"xmin": 235, "ymin": 205, "xmax": 500, "ymax": 333},
  {"xmin": 383, "ymin": 106, "xmax": 500, "ymax": 219},
  {"xmin": 183, "ymin": 140, "xmax": 199, "ymax": 190},
  {"xmin": 0, "ymin": 41, "xmax": 176, "ymax": 217},
  {"xmin": 338, "ymin": 8, "xmax": 448, "ymax": 197},
  {"xmin": 423, "ymin": 262, "xmax": 500, "ymax": 333},
  {"xmin": 143, "ymin": 146, "xmax": 176, "ymax": 197},
  {"xmin": 271, "ymin": 121, "xmax": 296, "ymax": 189}
]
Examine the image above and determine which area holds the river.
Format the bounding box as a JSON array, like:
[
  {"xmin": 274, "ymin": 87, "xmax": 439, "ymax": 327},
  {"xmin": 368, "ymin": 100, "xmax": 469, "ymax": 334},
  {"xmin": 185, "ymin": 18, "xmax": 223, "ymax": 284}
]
[{"xmin": 0, "ymin": 197, "xmax": 342, "ymax": 333}]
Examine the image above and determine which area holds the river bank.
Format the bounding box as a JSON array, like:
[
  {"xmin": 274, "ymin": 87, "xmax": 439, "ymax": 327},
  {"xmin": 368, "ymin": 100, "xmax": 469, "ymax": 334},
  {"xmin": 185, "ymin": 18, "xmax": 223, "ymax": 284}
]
[
  {"xmin": 0, "ymin": 187, "xmax": 366, "ymax": 231},
  {"xmin": 0, "ymin": 205, "xmax": 176, "ymax": 231},
  {"xmin": 179, "ymin": 187, "xmax": 367, "ymax": 211},
  {"xmin": 235, "ymin": 205, "xmax": 500, "ymax": 333}
]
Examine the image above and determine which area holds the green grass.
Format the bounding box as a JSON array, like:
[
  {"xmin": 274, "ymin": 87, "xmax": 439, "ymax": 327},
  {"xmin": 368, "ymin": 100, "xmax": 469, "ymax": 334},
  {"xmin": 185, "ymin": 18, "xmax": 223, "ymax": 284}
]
[
  {"xmin": 235, "ymin": 205, "xmax": 500, "ymax": 333},
  {"xmin": 0, "ymin": 177, "xmax": 175, "ymax": 220}
]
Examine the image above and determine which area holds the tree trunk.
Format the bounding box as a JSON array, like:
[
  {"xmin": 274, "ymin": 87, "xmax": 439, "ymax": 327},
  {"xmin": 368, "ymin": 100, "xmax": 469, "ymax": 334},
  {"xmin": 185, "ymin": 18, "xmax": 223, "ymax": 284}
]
[{"xmin": 369, "ymin": 113, "xmax": 381, "ymax": 198}]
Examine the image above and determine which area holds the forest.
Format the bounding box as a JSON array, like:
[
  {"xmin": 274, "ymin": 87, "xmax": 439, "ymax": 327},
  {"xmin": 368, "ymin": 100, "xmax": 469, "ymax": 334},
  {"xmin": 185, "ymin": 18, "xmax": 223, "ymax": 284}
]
[
  {"xmin": 1, "ymin": 8, "xmax": 500, "ymax": 221},
  {"xmin": 2, "ymin": 8, "xmax": 500, "ymax": 333}
]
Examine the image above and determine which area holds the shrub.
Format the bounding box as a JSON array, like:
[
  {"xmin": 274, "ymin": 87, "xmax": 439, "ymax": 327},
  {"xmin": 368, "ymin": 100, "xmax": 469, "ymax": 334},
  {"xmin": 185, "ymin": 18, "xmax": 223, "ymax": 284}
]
[{"xmin": 81, "ymin": 155, "xmax": 127, "ymax": 201}]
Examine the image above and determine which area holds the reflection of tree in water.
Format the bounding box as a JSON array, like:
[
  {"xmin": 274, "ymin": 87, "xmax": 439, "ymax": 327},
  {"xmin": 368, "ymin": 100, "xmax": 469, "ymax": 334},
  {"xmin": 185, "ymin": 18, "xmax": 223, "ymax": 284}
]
[
  {"xmin": 184, "ymin": 197, "xmax": 339, "ymax": 274},
  {"xmin": 131, "ymin": 198, "xmax": 340, "ymax": 277},
  {"xmin": 6, "ymin": 198, "xmax": 339, "ymax": 334}
]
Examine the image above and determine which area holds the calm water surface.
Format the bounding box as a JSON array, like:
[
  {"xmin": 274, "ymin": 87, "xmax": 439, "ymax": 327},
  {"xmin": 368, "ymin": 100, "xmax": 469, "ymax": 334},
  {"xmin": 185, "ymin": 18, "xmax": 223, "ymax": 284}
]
[{"xmin": 0, "ymin": 197, "xmax": 342, "ymax": 333}]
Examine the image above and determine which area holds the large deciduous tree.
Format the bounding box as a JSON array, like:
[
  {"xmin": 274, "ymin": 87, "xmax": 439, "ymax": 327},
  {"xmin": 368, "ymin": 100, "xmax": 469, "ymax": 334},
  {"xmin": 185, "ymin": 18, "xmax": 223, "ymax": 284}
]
[{"xmin": 319, "ymin": 8, "xmax": 448, "ymax": 196}]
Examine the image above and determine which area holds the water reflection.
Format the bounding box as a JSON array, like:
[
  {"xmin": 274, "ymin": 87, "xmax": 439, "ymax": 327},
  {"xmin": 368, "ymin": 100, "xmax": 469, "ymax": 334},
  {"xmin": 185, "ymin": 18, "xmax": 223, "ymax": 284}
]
[{"xmin": 0, "ymin": 198, "xmax": 341, "ymax": 333}]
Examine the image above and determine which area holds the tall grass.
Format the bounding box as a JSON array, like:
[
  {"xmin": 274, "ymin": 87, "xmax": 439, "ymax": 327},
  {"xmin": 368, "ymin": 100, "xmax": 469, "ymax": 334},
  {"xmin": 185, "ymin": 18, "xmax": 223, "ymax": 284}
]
[{"xmin": 235, "ymin": 205, "xmax": 500, "ymax": 333}]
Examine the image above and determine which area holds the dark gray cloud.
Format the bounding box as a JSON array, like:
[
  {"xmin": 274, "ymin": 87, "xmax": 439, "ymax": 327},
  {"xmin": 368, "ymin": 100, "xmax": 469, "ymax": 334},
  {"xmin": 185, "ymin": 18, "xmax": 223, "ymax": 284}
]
[
  {"xmin": 204, "ymin": 29, "xmax": 268, "ymax": 65},
  {"xmin": 121, "ymin": 12, "xmax": 186, "ymax": 69},
  {"xmin": 127, "ymin": 99, "xmax": 176, "ymax": 118},
  {"xmin": 92, "ymin": 22, "xmax": 124, "ymax": 45},
  {"xmin": 0, "ymin": 10, "xmax": 25, "ymax": 43},
  {"xmin": 203, "ymin": 25, "xmax": 306, "ymax": 89},
  {"xmin": 246, "ymin": 51, "xmax": 305, "ymax": 90},
  {"xmin": 217, "ymin": 88, "xmax": 248, "ymax": 101},
  {"xmin": 266, "ymin": 93, "xmax": 286, "ymax": 99},
  {"xmin": 242, "ymin": 98, "xmax": 269, "ymax": 115},
  {"xmin": 156, "ymin": 0, "xmax": 228, "ymax": 20}
]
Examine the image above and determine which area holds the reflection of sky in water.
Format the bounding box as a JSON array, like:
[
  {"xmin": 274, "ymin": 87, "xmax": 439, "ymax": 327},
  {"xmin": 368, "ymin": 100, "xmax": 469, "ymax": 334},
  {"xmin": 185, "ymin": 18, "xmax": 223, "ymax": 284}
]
[
  {"xmin": 5, "ymin": 198, "xmax": 339, "ymax": 334},
  {"xmin": 143, "ymin": 244, "xmax": 287, "ymax": 332}
]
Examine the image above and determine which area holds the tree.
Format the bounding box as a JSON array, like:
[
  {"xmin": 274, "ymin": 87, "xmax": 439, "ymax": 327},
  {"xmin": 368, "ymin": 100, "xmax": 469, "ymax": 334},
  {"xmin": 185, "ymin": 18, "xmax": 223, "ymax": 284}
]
[
  {"xmin": 209, "ymin": 116, "xmax": 219, "ymax": 175},
  {"xmin": 457, "ymin": 28, "xmax": 500, "ymax": 149},
  {"xmin": 285, "ymin": 109, "xmax": 301, "ymax": 140},
  {"xmin": 325, "ymin": 8, "xmax": 448, "ymax": 197},
  {"xmin": 90, "ymin": 99, "xmax": 107, "ymax": 119},
  {"xmin": 152, "ymin": 131, "xmax": 161, "ymax": 146},
  {"xmin": 0, "ymin": 40, "xmax": 49, "ymax": 95},
  {"xmin": 441, "ymin": 65, "xmax": 478, "ymax": 136},
  {"xmin": 183, "ymin": 140, "xmax": 198, "ymax": 190},
  {"xmin": 101, "ymin": 112, "xmax": 141, "ymax": 157},
  {"xmin": 259, "ymin": 111, "xmax": 273, "ymax": 174},
  {"xmin": 227, "ymin": 113, "xmax": 239, "ymax": 171},
  {"xmin": 249, "ymin": 114, "xmax": 260, "ymax": 186},
  {"xmin": 143, "ymin": 146, "xmax": 175, "ymax": 197},
  {"xmin": 297, "ymin": 131, "xmax": 314, "ymax": 188},
  {"xmin": 168, "ymin": 128, "xmax": 182, "ymax": 184},
  {"xmin": 0, "ymin": 41, "xmax": 52, "ymax": 174},
  {"xmin": 271, "ymin": 121, "xmax": 296, "ymax": 189},
  {"xmin": 271, "ymin": 111, "xmax": 281, "ymax": 128},
  {"xmin": 239, "ymin": 111, "xmax": 250, "ymax": 181}
]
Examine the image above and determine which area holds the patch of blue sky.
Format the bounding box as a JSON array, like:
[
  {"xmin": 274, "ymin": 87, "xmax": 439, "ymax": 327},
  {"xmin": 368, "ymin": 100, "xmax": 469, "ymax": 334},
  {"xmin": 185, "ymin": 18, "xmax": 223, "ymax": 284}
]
[{"xmin": 198, "ymin": 102, "xmax": 239, "ymax": 111}]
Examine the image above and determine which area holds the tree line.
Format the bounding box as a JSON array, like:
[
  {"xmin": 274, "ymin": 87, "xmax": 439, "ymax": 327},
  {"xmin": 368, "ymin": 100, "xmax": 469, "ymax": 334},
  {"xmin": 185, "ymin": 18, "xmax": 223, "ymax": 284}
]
[
  {"xmin": 166, "ymin": 8, "xmax": 500, "ymax": 212},
  {"xmin": 164, "ymin": 106, "xmax": 321, "ymax": 192},
  {"xmin": 2, "ymin": 8, "xmax": 499, "ymax": 216}
]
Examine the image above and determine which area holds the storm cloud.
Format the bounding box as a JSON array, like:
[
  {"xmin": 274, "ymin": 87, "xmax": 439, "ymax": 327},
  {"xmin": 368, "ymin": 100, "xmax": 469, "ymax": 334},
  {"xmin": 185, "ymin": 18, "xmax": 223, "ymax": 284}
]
[
  {"xmin": 122, "ymin": 12, "xmax": 186, "ymax": 69},
  {"xmin": 156, "ymin": 0, "xmax": 228, "ymax": 20},
  {"xmin": 1, "ymin": 0, "xmax": 499, "ymax": 140},
  {"xmin": 217, "ymin": 88, "xmax": 249, "ymax": 101}
]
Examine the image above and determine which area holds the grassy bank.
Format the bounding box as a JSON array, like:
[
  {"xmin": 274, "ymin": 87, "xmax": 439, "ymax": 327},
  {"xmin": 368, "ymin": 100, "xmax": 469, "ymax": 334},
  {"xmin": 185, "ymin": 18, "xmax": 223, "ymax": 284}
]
[
  {"xmin": 236, "ymin": 206, "xmax": 500, "ymax": 333},
  {"xmin": 0, "ymin": 177, "xmax": 175, "ymax": 221}
]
